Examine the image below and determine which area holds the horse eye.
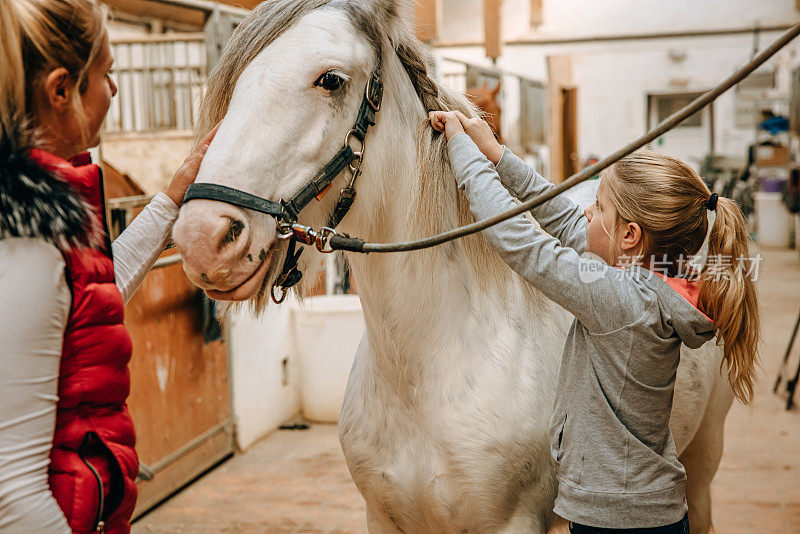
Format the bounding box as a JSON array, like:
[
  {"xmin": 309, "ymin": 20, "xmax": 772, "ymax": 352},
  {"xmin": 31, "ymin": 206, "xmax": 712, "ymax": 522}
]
[{"xmin": 315, "ymin": 71, "xmax": 345, "ymax": 92}]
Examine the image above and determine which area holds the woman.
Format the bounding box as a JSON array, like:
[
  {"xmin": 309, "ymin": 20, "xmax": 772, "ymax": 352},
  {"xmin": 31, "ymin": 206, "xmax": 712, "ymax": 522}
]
[{"xmin": 0, "ymin": 0, "xmax": 215, "ymax": 532}]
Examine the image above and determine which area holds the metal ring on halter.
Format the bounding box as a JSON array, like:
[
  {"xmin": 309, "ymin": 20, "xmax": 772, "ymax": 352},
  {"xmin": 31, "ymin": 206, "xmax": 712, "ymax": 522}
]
[
  {"xmin": 349, "ymin": 152, "xmax": 364, "ymax": 177},
  {"xmin": 276, "ymin": 222, "xmax": 294, "ymax": 240},
  {"xmin": 271, "ymin": 283, "xmax": 289, "ymax": 304},
  {"xmin": 315, "ymin": 227, "xmax": 338, "ymax": 253},
  {"xmin": 344, "ymin": 129, "xmax": 364, "ymax": 156}
]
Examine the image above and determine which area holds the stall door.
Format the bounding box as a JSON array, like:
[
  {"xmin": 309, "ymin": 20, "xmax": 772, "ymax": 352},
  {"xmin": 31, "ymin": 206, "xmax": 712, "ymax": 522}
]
[{"xmin": 107, "ymin": 196, "xmax": 234, "ymax": 519}]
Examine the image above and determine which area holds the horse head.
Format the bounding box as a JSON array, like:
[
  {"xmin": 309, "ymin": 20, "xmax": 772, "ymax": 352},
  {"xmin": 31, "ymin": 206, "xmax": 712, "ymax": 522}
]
[
  {"xmin": 172, "ymin": 0, "xmax": 451, "ymax": 308},
  {"xmin": 466, "ymin": 80, "xmax": 502, "ymax": 142}
]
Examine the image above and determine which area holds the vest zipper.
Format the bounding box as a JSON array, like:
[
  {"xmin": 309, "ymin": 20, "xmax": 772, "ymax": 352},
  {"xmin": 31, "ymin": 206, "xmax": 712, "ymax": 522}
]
[{"xmin": 79, "ymin": 454, "xmax": 106, "ymax": 532}]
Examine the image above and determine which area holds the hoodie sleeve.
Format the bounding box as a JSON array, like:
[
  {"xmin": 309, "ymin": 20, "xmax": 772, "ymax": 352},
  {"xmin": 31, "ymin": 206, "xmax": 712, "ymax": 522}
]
[
  {"xmin": 447, "ymin": 133, "xmax": 647, "ymax": 334},
  {"xmin": 494, "ymin": 146, "xmax": 588, "ymax": 254},
  {"xmin": 0, "ymin": 239, "xmax": 72, "ymax": 534}
]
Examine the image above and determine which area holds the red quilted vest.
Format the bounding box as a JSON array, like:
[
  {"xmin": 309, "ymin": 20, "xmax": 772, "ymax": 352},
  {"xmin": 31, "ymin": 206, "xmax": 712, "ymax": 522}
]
[{"xmin": 30, "ymin": 150, "xmax": 138, "ymax": 534}]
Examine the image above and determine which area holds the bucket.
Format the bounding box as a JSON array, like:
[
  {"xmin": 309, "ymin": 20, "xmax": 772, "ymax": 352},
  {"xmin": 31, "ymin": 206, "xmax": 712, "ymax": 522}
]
[
  {"xmin": 291, "ymin": 295, "xmax": 365, "ymax": 422},
  {"xmin": 754, "ymin": 191, "xmax": 792, "ymax": 248}
]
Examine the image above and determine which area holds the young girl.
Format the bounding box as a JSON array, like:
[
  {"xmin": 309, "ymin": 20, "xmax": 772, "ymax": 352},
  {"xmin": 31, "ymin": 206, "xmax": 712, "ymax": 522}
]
[
  {"xmin": 0, "ymin": 1, "xmax": 214, "ymax": 532},
  {"xmin": 430, "ymin": 110, "xmax": 759, "ymax": 533}
]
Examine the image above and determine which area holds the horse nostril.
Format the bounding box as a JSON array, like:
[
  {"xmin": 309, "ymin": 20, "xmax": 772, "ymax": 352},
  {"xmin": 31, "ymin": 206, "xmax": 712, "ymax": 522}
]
[{"xmin": 218, "ymin": 217, "xmax": 246, "ymax": 251}]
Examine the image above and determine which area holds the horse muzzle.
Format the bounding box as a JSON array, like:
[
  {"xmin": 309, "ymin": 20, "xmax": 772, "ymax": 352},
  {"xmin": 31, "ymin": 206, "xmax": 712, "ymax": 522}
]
[{"xmin": 172, "ymin": 199, "xmax": 278, "ymax": 301}]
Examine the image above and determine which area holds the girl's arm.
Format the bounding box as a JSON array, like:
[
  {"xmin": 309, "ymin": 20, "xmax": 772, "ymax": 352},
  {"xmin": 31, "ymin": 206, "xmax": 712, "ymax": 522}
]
[
  {"xmin": 0, "ymin": 240, "xmax": 72, "ymax": 534},
  {"xmin": 112, "ymin": 193, "xmax": 178, "ymax": 304},
  {"xmin": 448, "ymin": 133, "xmax": 641, "ymax": 333},
  {"xmin": 494, "ymin": 147, "xmax": 588, "ymax": 254}
]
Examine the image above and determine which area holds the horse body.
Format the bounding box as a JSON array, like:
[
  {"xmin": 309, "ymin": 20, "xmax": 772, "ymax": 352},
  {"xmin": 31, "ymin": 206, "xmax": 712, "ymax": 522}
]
[{"xmin": 171, "ymin": 1, "xmax": 733, "ymax": 532}]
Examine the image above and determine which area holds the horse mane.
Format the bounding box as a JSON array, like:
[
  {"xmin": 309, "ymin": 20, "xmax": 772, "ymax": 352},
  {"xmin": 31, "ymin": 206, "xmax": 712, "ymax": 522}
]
[{"xmin": 379, "ymin": 31, "xmax": 545, "ymax": 304}]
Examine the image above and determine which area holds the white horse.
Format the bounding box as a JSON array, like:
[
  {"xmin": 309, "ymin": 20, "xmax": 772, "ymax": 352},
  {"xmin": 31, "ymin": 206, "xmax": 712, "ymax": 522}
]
[{"xmin": 172, "ymin": 1, "xmax": 733, "ymax": 531}]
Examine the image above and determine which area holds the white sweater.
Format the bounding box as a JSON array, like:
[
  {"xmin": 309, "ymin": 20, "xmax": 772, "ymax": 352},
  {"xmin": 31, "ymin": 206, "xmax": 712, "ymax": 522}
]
[{"xmin": 0, "ymin": 193, "xmax": 179, "ymax": 533}]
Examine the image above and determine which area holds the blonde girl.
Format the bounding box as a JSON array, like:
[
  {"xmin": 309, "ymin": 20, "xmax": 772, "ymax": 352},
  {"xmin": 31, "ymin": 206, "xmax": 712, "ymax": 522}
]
[
  {"xmin": 0, "ymin": 1, "xmax": 215, "ymax": 532},
  {"xmin": 430, "ymin": 110, "xmax": 759, "ymax": 533}
]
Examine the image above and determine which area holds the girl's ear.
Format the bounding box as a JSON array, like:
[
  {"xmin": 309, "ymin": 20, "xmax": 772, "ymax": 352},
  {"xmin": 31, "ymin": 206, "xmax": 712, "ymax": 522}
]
[
  {"xmin": 42, "ymin": 68, "xmax": 73, "ymax": 114},
  {"xmin": 620, "ymin": 221, "xmax": 644, "ymax": 253}
]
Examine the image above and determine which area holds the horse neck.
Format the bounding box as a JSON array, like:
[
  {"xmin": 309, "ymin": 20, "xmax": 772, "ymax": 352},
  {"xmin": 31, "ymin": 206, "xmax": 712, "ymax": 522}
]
[{"xmin": 337, "ymin": 65, "xmax": 545, "ymax": 364}]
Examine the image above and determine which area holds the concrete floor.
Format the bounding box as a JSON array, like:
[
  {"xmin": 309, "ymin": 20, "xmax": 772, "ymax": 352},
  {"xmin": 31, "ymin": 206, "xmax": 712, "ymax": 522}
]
[{"xmin": 134, "ymin": 248, "xmax": 800, "ymax": 533}]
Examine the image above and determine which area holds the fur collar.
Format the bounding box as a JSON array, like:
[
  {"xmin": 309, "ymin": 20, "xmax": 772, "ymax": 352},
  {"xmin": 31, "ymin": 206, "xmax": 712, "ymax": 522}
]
[{"xmin": 0, "ymin": 139, "xmax": 101, "ymax": 251}]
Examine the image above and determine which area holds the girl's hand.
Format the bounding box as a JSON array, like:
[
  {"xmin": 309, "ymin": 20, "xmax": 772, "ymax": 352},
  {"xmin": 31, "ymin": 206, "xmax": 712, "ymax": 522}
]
[
  {"xmin": 429, "ymin": 111, "xmax": 504, "ymax": 165},
  {"xmin": 429, "ymin": 111, "xmax": 465, "ymax": 140},
  {"xmin": 452, "ymin": 110, "xmax": 504, "ymax": 165},
  {"xmin": 165, "ymin": 122, "xmax": 221, "ymax": 207}
]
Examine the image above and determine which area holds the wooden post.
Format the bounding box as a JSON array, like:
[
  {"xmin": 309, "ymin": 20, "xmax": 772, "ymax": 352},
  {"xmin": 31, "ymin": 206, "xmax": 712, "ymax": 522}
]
[
  {"xmin": 415, "ymin": 0, "xmax": 439, "ymax": 43},
  {"xmin": 484, "ymin": 0, "xmax": 502, "ymax": 60},
  {"xmin": 530, "ymin": 0, "xmax": 544, "ymax": 27},
  {"xmin": 547, "ymin": 55, "xmax": 574, "ymax": 183}
]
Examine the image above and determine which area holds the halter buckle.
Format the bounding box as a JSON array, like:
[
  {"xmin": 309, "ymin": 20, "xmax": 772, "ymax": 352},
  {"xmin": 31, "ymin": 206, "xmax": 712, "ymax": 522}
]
[
  {"xmin": 282, "ymin": 223, "xmax": 337, "ymax": 253},
  {"xmin": 366, "ymin": 72, "xmax": 383, "ymax": 112}
]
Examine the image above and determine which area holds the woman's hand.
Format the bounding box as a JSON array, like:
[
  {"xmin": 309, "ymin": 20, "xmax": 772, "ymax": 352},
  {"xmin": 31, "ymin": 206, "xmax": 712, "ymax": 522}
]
[
  {"xmin": 429, "ymin": 110, "xmax": 504, "ymax": 165},
  {"xmin": 165, "ymin": 123, "xmax": 220, "ymax": 207}
]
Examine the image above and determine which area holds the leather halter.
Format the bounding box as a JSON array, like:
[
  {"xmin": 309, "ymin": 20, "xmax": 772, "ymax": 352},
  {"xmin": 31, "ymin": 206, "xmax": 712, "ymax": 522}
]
[{"xmin": 183, "ymin": 59, "xmax": 383, "ymax": 303}]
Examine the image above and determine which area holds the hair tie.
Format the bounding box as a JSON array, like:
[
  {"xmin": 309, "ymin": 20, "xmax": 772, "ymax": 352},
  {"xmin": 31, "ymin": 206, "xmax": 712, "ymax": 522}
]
[{"xmin": 707, "ymin": 192, "xmax": 718, "ymax": 211}]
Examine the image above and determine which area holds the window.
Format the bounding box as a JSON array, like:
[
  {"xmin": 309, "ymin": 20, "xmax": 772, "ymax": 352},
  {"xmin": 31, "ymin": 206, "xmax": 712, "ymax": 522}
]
[
  {"xmin": 650, "ymin": 93, "xmax": 705, "ymax": 128},
  {"xmin": 520, "ymin": 79, "xmax": 547, "ymax": 148}
]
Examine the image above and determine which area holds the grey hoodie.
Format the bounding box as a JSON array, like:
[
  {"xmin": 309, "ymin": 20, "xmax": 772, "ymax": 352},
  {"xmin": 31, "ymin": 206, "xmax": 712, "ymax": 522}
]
[{"xmin": 447, "ymin": 133, "xmax": 716, "ymax": 528}]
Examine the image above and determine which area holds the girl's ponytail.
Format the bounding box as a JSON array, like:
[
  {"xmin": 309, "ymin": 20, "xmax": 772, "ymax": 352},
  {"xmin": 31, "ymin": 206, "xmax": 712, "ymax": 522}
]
[
  {"xmin": 0, "ymin": 0, "xmax": 27, "ymax": 149},
  {"xmin": 698, "ymin": 197, "xmax": 761, "ymax": 404}
]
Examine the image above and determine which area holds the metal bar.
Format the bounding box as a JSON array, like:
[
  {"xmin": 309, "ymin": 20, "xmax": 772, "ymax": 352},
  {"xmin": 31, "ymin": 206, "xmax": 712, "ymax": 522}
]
[
  {"xmin": 169, "ymin": 43, "xmax": 178, "ymax": 129},
  {"xmin": 441, "ymin": 57, "xmax": 545, "ymax": 87},
  {"xmin": 146, "ymin": 421, "xmax": 232, "ymax": 476},
  {"xmin": 148, "ymin": 0, "xmax": 247, "ymax": 17},
  {"xmin": 111, "ymin": 33, "xmax": 205, "ymax": 45},
  {"xmin": 351, "ymin": 21, "xmax": 800, "ymax": 254},
  {"xmin": 152, "ymin": 255, "xmax": 183, "ymax": 269},
  {"xmin": 107, "ymin": 194, "xmax": 154, "ymax": 210},
  {"xmin": 435, "ymin": 24, "xmax": 795, "ymax": 48}
]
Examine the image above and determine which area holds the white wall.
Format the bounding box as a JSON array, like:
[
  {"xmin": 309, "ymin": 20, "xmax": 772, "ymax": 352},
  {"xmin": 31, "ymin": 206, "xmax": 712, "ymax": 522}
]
[
  {"xmin": 228, "ymin": 300, "xmax": 301, "ymax": 450},
  {"xmin": 227, "ymin": 296, "xmax": 366, "ymax": 449},
  {"xmin": 439, "ymin": 0, "xmax": 798, "ymax": 44},
  {"xmin": 435, "ymin": 0, "xmax": 800, "ymax": 171}
]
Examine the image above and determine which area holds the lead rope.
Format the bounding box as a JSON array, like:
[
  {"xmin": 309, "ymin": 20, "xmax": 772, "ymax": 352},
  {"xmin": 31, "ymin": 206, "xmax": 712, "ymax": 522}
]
[{"xmin": 324, "ymin": 21, "xmax": 800, "ymax": 255}]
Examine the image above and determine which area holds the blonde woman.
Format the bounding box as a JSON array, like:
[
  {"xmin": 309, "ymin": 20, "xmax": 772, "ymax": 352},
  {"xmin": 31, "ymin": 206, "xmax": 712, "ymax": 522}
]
[
  {"xmin": 430, "ymin": 111, "xmax": 759, "ymax": 533},
  {"xmin": 0, "ymin": 1, "xmax": 215, "ymax": 532}
]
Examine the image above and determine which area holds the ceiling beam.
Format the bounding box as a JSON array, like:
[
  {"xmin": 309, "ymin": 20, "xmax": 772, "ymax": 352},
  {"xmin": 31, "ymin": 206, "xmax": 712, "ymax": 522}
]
[
  {"xmin": 214, "ymin": 0, "xmax": 260, "ymax": 9},
  {"xmin": 102, "ymin": 0, "xmax": 206, "ymax": 27}
]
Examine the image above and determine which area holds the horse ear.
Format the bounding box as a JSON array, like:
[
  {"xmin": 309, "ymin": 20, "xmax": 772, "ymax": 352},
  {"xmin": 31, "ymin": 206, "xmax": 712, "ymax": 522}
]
[{"xmin": 491, "ymin": 80, "xmax": 502, "ymax": 96}]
